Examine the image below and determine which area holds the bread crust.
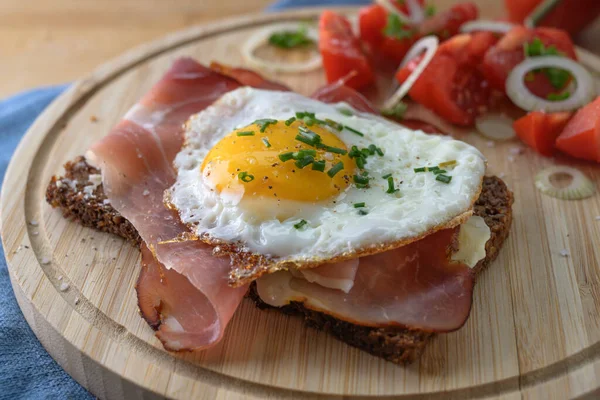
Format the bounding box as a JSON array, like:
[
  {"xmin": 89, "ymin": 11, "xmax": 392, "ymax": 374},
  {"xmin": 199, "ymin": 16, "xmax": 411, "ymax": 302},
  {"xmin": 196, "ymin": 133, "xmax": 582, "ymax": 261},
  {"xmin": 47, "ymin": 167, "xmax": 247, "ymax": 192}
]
[{"xmin": 46, "ymin": 157, "xmax": 513, "ymax": 364}]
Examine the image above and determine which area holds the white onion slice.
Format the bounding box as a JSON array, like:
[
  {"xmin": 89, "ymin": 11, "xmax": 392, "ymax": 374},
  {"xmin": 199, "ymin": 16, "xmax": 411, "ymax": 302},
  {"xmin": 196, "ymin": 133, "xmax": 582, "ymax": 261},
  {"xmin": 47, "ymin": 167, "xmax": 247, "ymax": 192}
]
[
  {"xmin": 460, "ymin": 20, "xmax": 515, "ymax": 34},
  {"xmin": 242, "ymin": 23, "xmax": 322, "ymax": 73},
  {"xmin": 535, "ymin": 166, "xmax": 596, "ymax": 200},
  {"xmin": 506, "ymin": 56, "xmax": 596, "ymax": 112},
  {"xmin": 383, "ymin": 36, "xmax": 439, "ymax": 110},
  {"xmin": 475, "ymin": 114, "xmax": 517, "ymax": 141}
]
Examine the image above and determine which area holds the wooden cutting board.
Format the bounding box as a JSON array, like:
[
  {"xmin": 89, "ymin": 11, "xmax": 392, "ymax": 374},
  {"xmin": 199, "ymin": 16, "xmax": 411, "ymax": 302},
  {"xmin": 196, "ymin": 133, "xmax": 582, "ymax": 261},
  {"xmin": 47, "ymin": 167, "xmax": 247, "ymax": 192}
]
[{"xmin": 3, "ymin": 7, "xmax": 600, "ymax": 400}]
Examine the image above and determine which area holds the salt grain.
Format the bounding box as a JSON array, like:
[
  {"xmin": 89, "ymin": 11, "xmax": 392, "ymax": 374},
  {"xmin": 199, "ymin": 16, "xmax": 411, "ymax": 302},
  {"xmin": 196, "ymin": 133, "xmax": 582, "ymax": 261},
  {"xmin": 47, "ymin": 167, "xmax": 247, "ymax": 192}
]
[
  {"xmin": 59, "ymin": 282, "xmax": 70, "ymax": 292},
  {"xmin": 41, "ymin": 257, "xmax": 51, "ymax": 265},
  {"xmin": 32, "ymin": 231, "xmax": 38, "ymax": 236},
  {"xmin": 509, "ymin": 147, "xmax": 524, "ymax": 155},
  {"xmin": 486, "ymin": 141, "xmax": 495, "ymax": 148},
  {"xmin": 58, "ymin": 275, "xmax": 63, "ymax": 281},
  {"xmin": 559, "ymin": 249, "xmax": 570, "ymax": 257},
  {"xmin": 29, "ymin": 220, "xmax": 39, "ymax": 226},
  {"xmin": 74, "ymin": 297, "xmax": 80, "ymax": 305},
  {"xmin": 143, "ymin": 189, "xmax": 150, "ymax": 196},
  {"xmin": 507, "ymin": 155, "xmax": 515, "ymax": 162}
]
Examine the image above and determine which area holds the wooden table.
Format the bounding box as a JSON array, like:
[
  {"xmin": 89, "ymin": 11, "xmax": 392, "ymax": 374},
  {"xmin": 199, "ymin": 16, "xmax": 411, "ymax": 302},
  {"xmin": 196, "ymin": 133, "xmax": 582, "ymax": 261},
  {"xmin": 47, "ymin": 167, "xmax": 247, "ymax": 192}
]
[{"xmin": 1, "ymin": 0, "xmax": 599, "ymax": 98}]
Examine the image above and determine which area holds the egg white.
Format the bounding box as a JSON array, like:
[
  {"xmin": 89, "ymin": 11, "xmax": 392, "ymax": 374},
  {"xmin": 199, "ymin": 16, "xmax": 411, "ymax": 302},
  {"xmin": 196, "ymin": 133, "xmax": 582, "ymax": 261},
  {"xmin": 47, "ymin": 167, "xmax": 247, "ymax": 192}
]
[{"xmin": 168, "ymin": 88, "xmax": 486, "ymax": 264}]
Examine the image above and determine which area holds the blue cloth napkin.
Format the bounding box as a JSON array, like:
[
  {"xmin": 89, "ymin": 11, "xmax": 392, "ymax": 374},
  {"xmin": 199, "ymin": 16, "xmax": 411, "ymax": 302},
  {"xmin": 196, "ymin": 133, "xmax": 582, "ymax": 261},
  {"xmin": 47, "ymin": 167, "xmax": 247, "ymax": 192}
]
[{"xmin": 0, "ymin": 1, "xmax": 369, "ymax": 398}]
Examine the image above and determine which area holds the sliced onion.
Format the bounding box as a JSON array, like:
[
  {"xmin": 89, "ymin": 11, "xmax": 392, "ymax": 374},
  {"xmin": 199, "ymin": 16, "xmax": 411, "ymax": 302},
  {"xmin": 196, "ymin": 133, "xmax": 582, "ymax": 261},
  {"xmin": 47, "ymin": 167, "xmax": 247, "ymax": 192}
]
[
  {"xmin": 460, "ymin": 20, "xmax": 515, "ymax": 34},
  {"xmin": 506, "ymin": 56, "xmax": 596, "ymax": 112},
  {"xmin": 383, "ymin": 36, "xmax": 439, "ymax": 110},
  {"xmin": 242, "ymin": 23, "xmax": 322, "ymax": 73},
  {"xmin": 535, "ymin": 166, "xmax": 596, "ymax": 200},
  {"xmin": 375, "ymin": 0, "xmax": 424, "ymax": 24},
  {"xmin": 475, "ymin": 113, "xmax": 517, "ymax": 141}
]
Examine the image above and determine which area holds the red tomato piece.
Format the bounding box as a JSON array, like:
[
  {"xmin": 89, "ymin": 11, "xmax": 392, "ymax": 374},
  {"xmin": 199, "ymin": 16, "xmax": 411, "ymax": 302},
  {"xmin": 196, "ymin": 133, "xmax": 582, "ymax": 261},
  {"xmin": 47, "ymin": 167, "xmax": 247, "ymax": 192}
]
[
  {"xmin": 319, "ymin": 11, "xmax": 374, "ymax": 90},
  {"xmin": 505, "ymin": 0, "xmax": 600, "ymax": 37},
  {"xmin": 481, "ymin": 26, "xmax": 577, "ymax": 94},
  {"xmin": 358, "ymin": 5, "xmax": 418, "ymax": 66},
  {"xmin": 395, "ymin": 32, "xmax": 497, "ymax": 126},
  {"xmin": 418, "ymin": 2, "xmax": 478, "ymax": 38},
  {"xmin": 556, "ymin": 97, "xmax": 600, "ymax": 162},
  {"xmin": 513, "ymin": 111, "xmax": 572, "ymax": 156}
]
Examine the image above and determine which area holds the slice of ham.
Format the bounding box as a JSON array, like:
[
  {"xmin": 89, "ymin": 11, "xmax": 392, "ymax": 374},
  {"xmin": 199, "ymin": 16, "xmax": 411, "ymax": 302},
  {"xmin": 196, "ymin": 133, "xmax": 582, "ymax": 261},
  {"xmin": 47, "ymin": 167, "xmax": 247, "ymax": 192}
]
[
  {"xmin": 89, "ymin": 58, "xmax": 287, "ymax": 350},
  {"xmin": 311, "ymin": 74, "xmax": 377, "ymax": 113},
  {"xmin": 209, "ymin": 62, "xmax": 291, "ymax": 91},
  {"xmin": 256, "ymin": 228, "xmax": 475, "ymax": 332}
]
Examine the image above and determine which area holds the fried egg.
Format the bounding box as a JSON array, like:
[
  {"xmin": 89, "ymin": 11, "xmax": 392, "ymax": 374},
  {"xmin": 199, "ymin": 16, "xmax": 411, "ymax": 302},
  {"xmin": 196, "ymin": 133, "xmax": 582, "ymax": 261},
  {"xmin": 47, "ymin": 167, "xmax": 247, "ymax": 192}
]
[{"xmin": 167, "ymin": 88, "xmax": 486, "ymax": 270}]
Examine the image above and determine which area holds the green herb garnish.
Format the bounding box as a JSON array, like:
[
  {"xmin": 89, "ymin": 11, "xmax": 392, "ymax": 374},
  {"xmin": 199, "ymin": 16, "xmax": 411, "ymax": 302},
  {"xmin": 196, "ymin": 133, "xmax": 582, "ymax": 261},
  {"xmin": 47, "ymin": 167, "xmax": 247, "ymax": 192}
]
[
  {"xmin": 358, "ymin": 209, "xmax": 369, "ymax": 216},
  {"xmin": 547, "ymin": 91, "xmax": 570, "ymax": 101},
  {"xmin": 436, "ymin": 174, "xmax": 452, "ymax": 184},
  {"xmin": 294, "ymin": 219, "xmax": 308, "ymax": 230},
  {"xmin": 279, "ymin": 152, "xmax": 295, "ymax": 162},
  {"xmin": 285, "ymin": 117, "xmax": 297, "ymax": 126},
  {"xmin": 353, "ymin": 174, "xmax": 370, "ymax": 185},
  {"xmin": 327, "ymin": 161, "xmax": 344, "ymax": 177},
  {"xmin": 432, "ymin": 169, "xmax": 447, "ymax": 175},
  {"xmin": 386, "ymin": 176, "xmax": 399, "ymax": 194},
  {"xmin": 439, "ymin": 160, "xmax": 457, "ymax": 168},
  {"xmin": 383, "ymin": 14, "xmax": 415, "ymax": 40},
  {"xmin": 414, "ymin": 167, "xmax": 427, "ymax": 173},
  {"xmin": 382, "ymin": 173, "xmax": 392, "ymax": 179},
  {"xmin": 312, "ymin": 160, "xmax": 326, "ymax": 172},
  {"xmin": 425, "ymin": 4, "xmax": 436, "ymax": 16},
  {"xmin": 295, "ymin": 156, "xmax": 314, "ymax": 169},
  {"xmin": 317, "ymin": 144, "xmax": 347, "ymax": 155},
  {"xmin": 325, "ymin": 118, "xmax": 344, "ymax": 131},
  {"xmin": 344, "ymin": 125, "xmax": 365, "ymax": 137},
  {"xmin": 339, "ymin": 108, "xmax": 353, "ymax": 116},
  {"xmin": 237, "ymin": 131, "xmax": 254, "ymax": 136},
  {"xmin": 353, "ymin": 202, "xmax": 366, "ymax": 208},
  {"xmin": 253, "ymin": 118, "xmax": 278, "ymax": 133},
  {"xmin": 262, "ymin": 137, "xmax": 271, "ymax": 148},
  {"xmin": 238, "ymin": 172, "xmax": 254, "ymax": 182},
  {"xmin": 269, "ymin": 27, "xmax": 314, "ymax": 49},
  {"xmin": 523, "ymin": 37, "xmax": 571, "ymax": 90},
  {"xmin": 296, "ymin": 126, "xmax": 322, "ymax": 146}
]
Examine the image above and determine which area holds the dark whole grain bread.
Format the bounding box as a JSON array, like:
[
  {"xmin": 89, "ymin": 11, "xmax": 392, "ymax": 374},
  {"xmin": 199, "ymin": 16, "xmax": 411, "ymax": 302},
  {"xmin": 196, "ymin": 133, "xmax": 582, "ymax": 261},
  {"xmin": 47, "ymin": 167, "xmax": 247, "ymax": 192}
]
[{"xmin": 46, "ymin": 156, "xmax": 513, "ymax": 364}]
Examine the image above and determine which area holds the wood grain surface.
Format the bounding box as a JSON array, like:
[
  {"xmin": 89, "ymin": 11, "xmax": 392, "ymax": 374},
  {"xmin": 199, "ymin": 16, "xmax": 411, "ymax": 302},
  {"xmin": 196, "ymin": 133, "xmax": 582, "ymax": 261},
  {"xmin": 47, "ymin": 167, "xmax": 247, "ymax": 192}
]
[
  {"xmin": 3, "ymin": 6, "xmax": 600, "ymax": 400},
  {"xmin": 2, "ymin": 0, "xmax": 600, "ymax": 98}
]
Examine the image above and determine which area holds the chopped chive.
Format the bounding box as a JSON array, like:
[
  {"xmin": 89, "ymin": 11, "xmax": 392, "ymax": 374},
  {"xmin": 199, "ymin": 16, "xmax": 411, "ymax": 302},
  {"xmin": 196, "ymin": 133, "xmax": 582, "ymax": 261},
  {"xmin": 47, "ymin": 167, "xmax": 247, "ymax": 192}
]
[
  {"xmin": 237, "ymin": 131, "xmax": 254, "ymax": 136},
  {"xmin": 382, "ymin": 173, "xmax": 392, "ymax": 179},
  {"xmin": 317, "ymin": 143, "xmax": 347, "ymax": 155},
  {"xmin": 279, "ymin": 152, "xmax": 295, "ymax": 162},
  {"xmin": 353, "ymin": 202, "xmax": 366, "ymax": 208},
  {"xmin": 362, "ymin": 148, "xmax": 373, "ymax": 157},
  {"xmin": 355, "ymin": 183, "xmax": 369, "ymax": 189},
  {"xmin": 368, "ymin": 144, "xmax": 378, "ymax": 155},
  {"xmin": 327, "ymin": 161, "xmax": 344, "ymax": 177},
  {"xmin": 294, "ymin": 219, "xmax": 308, "ymax": 230},
  {"xmin": 296, "ymin": 111, "xmax": 316, "ymax": 119},
  {"xmin": 238, "ymin": 172, "xmax": 254, "ymax": 182},
  {"xmin": 438, "ymin": 160, "xmax": 457, "ymax": 168},
  {"xmin": 253, "ymin": 118, "xmax": 278, "ymax": 133},
  {"xmin": 345, "ymin": 125, "xmax": 365, "ymax": 137},
  {"xmin": 261, "ymin": 137, "xmax": 271, "ymax": 148},
  {"xmin": 353, "ymin": 174, "xmax": 370, "ymax": 185},
  {"xmin": 428, "ymin": 166, "xmax": 440, "ymax": 172},
  {"xmin": 547, "ymin": 92, "xmax": 570, "ymax": 101},
  {"xmin": 268, "ymin": 27, "xmax": 314, "ymax": 49},
  {"xmin": 339, "ymin": 108, "xmax": 353, "ymax": 116},
  {"xmin": 312, "ymin": 160, "xmax": 326, "ymax": 172},
  {"xmin": 295, "ymin": 156, "xmax": 314, "ymax": 169},
  {"xmin": 386, "ymin": 176, "xmax": 399, "ymax": 194},
  {"xmin": 432, "ymin": 169, "xmax": 447, "ymax": 175},
  {"xmin": 293, "ymin": 149, "xmax": 317, "ymax": 159},
  {"xmin": 414, "ymin": 167, "xmax": 427, "ymax": 173},
  {"xmin": 285, "ymin": 117, "xmax": 296, "ymax": 126},
  {"xmin": 358, "ymin": 209, "xmax": 369, "ymax": 216},
  {"xmin": 348, "ymin": 146, "xmax": 362, "ymax": 158},
  {"xmin": 375, "ymin": 147, "xmax": 384, "ymax": 156},
  {"xmin": 296, "ymin": 126, "xmax": 322, "ymax": 146},
  {"xmin": 436, "ymin": 174, "xmax": 452, "ymax": 184},
  {"xmin": 356, "ymin": 157, "xmax": 366, "ymax": 169},
  {"xmin": 325, "ymin": 118, "xmax": 344, "ymax": 131}
]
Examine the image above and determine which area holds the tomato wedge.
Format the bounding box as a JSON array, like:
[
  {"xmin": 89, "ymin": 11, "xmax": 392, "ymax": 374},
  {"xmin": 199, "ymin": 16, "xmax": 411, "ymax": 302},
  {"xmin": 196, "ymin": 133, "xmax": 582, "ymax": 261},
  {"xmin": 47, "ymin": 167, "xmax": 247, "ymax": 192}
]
[
  {"xmin": 418, "ymin": 2, "xmax": 478, "ymax": 38},
  {"xmin": 556, "ymin": 97, "xmax": 600, "ymax": 162},
  {"xmin": 505, "ymin": 0, "xmax": 600, "ymax": 37},
  {"xmin": 395, "ymin": 32, "xmax": 498, "ymax": 126},
  {"xmin": 513, "ymin": 111, "xmax": 572, "ymax": 156},
  {"xmin": 319, "ymin": 11, "xmax": 374, "ymax": 90},
  {"xmin": 481, "ymin": 26, "xmax": 577, "ymax": 95}
]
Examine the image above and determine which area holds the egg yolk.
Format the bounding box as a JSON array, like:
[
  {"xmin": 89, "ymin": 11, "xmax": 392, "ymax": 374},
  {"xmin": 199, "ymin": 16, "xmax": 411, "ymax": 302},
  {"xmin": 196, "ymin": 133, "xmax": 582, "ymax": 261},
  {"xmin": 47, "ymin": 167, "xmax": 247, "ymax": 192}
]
[{"xmin": 201, "ymin": 120, "xmax": 355, "ymax": 202}]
